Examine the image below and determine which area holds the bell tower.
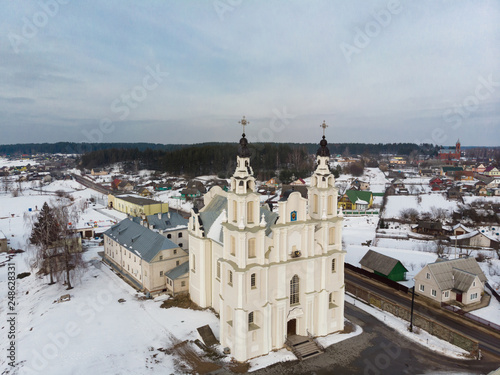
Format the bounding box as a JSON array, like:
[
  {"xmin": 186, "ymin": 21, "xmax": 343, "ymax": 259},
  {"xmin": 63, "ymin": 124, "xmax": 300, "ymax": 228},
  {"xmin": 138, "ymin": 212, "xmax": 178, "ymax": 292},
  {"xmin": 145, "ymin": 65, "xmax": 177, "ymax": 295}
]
[{"xmin": 308, "ymin": 121, "xmax": 338, "ymax": 220}]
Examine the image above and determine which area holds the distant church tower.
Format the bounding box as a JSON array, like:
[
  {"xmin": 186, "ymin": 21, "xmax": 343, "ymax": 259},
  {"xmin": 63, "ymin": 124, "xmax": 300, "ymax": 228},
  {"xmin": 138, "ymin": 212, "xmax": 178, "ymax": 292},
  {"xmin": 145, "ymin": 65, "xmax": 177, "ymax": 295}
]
[{"xmin": 188, "ymin": 118, "xmax": 345, "ymax": 362}]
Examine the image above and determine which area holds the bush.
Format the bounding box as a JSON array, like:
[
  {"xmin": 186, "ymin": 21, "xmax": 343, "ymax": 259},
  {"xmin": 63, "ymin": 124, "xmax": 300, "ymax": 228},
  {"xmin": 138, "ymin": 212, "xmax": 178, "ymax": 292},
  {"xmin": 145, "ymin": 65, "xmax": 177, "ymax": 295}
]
[{"xmin": 17, "ymin": 272, "xmax": 31, "ymax": 279}]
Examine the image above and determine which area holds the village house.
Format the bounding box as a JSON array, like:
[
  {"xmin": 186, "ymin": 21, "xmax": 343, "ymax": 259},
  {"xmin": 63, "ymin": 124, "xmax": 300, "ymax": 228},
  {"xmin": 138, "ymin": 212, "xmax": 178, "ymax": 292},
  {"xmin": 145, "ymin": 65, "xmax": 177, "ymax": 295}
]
[
  {"xmin": 483, "ymin": 166, "xmax": 500, "ymax": 177},
  {"xmin": 103, "ymin": 219, "xmax": 188, "ymax": 295},
  {"xmin": 338, "ymin": 190, "xmax": 373, "ymax": 211},
  {"xmin": 189, "ymin": 124, "xmax": 345, "ymax": 362},
  {"xmin": 359, "ymin": 250, "xmax": 408, "ymax": 281},
  {"xmin": 91, "ymin": 168, "xmax": 108, "ymax": 176},
  {"xmin": 415, "ymin": 257, "xmax": 487, "ymax": 306},
  {"xmin": 108, "ymin": 194, "xmax": 168, "ymax": 217},
  {"xmin": 412, "ymin": 221, "xmax": 448, "ymax": 236},
  {"xmin": 449, "ymin": 226, "xmax": 500, "ymax": 249},
  {"xmin": 351, "ymin": 178, "xmax": 370, "ymax": 191}
]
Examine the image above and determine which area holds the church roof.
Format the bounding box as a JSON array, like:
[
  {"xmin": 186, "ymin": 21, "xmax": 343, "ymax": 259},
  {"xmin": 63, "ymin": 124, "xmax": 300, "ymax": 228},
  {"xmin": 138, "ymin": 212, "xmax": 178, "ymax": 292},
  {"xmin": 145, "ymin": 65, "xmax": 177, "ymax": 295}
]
[{"xmin": 198, "ymin": 194, "xmax": 279, "ymax": 242}]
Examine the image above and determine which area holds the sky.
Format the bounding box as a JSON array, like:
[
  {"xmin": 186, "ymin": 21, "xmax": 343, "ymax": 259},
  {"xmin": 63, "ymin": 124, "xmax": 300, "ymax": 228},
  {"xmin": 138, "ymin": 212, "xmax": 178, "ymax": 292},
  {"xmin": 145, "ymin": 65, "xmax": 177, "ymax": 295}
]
[{"xmin": 1, "ymin": 0, "xmax": 499, "ymax": 146}]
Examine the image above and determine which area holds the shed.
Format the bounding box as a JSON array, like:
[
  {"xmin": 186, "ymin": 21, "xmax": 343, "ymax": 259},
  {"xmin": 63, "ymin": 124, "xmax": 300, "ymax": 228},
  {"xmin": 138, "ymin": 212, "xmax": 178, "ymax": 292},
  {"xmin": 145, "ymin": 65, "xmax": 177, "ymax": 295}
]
[{"xmin": 359, "ymin": 250, "xmax": 408, "ymax": 281}]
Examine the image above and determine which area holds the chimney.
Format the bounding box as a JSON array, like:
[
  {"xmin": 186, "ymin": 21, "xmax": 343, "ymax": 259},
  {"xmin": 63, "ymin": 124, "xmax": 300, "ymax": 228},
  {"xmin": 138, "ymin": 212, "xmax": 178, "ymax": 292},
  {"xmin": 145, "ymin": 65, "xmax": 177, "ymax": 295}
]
[{"xmin": 158, "ymin": 212, "xmax": 162, "ymax": 219}]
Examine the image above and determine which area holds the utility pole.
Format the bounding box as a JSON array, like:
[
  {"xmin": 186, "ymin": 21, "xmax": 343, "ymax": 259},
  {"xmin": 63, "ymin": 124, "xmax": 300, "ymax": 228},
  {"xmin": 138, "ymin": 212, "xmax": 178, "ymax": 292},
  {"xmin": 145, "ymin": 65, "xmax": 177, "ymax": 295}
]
[{"xmin": 409, "ymin": 285, "xmax": 415, "ymax": 332}]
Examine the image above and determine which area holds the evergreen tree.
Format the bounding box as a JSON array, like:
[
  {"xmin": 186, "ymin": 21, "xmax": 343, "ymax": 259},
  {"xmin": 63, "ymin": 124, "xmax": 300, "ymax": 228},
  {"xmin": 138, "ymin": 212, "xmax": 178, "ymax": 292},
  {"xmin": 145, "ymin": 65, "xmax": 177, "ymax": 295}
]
[{"xmin": 29, "ymin": 202, "xmax": 60, "ymax": 284}]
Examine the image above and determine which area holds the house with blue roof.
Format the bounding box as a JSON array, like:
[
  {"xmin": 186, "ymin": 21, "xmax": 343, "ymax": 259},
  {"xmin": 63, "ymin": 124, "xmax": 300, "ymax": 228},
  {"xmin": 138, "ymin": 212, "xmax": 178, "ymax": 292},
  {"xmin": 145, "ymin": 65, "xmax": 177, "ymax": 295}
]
[{"xmin": 103, "ymin": 219, "xmax": 188, "ymax": 295}]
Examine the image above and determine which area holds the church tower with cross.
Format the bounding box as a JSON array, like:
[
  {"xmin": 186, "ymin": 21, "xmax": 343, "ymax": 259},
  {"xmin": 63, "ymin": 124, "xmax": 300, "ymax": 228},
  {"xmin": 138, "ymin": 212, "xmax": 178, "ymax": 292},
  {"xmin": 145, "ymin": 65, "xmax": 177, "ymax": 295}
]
[{"xmin": 188, "ymin": 118, "xmax": 345, "ymax": 362}]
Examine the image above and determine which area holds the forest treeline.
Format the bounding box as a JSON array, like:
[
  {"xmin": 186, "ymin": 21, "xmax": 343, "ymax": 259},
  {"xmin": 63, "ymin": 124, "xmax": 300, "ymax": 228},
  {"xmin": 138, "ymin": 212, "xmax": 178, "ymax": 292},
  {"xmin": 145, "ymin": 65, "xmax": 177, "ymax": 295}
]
[
  {"xmin": 1, "ymin": 141, "xmax": 438, "ymax": 157},
  {"xmin": 78, "ymin": 142, "xmax": 439, "ymax": 179},
  {"xmin": 80, "ymin": 143, "xmax": 313, "ymax": 180},
  {"xmin": 0, "ymin": 142, "xmax": 185, "ymax": 155}
]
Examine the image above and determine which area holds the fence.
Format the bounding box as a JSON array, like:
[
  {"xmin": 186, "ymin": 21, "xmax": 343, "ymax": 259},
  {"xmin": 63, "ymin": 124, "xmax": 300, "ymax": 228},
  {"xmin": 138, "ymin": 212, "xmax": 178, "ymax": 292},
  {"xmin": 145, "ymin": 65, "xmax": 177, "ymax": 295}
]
[
  {"xmin": 441, "ymin": 303, "xmax": 500, "ymax": 333},
  {"xmin": 486, "ymin": 282, "xmax": 500, "ymax": 303},
  {"xmin": 346, "ymin": 282, "xmax": 479, "ymax": 355},
  {"xmin": 343, "ymin": 210, "xmax": 379, "ymax": 216}
]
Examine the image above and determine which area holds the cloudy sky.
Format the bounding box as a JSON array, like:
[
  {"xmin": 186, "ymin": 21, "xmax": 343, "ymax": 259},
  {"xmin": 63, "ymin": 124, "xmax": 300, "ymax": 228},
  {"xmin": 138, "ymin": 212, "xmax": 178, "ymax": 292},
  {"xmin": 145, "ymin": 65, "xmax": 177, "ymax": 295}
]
[{"xmin": 1, "ymin": 1, "xmax": 499, "ymax": 146}]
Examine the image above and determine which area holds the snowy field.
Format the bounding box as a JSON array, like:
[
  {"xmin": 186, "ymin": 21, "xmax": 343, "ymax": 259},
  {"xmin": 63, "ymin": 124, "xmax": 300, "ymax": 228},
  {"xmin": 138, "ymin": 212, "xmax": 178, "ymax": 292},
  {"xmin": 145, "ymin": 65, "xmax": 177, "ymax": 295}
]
[
  {"xmin": 382, "ymin": 193, "xmax": 458, "ymax": 219},
  {"xmin": 0, "ymin": 248, "xmax": 221, "ymax": 374}
]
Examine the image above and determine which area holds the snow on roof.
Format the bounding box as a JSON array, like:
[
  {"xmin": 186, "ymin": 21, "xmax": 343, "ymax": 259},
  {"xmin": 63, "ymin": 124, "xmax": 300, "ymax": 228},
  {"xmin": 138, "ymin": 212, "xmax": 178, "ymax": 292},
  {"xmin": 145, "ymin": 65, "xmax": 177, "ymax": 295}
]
[
  {"xmin": 0, "ymin": 230, "xmax": 6, "ymax": 240},
  {"xmin": 452, "ymin": 223, "xmax": 472, "ymax": 233}
]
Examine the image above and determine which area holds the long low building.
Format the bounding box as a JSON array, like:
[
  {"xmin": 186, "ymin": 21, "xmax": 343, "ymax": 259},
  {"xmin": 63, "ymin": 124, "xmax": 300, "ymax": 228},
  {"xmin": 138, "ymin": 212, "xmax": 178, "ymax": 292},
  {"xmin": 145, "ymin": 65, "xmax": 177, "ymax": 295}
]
[
  {"xmin": 108, "ymin": 194, "xmax": 169, "ymax": 217},
  {"xmin": 103, "ymin": 219, "xmax": 188, "ymax": 295}
]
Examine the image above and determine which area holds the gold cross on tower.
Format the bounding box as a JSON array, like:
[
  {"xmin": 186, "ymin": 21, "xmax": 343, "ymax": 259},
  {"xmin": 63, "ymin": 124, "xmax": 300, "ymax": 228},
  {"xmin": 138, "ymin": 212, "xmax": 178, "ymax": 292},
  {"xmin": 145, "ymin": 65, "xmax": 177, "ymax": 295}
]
[
  {"xmin": 239, "ymin": 116, "xmax": 249, "ymax": 135},
  {"xmin": 320, "ymin": 120, "xmax": 328, "ymax": 137}
]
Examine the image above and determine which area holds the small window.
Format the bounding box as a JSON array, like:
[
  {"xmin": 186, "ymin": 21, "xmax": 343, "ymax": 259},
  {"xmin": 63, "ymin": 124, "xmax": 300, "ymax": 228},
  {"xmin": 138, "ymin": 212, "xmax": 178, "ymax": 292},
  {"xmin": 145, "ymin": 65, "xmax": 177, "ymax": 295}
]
[
  {"xmin": 160, "ymin": 271, "xmax": 163, "ymax": 277},
  {"xmin": 251, "ymin": 273, "xmax": 256, "ymax": 288},
  {"xmin": 174, "ymin": 249, "xmax": 177, "ymax": 255},
  {"xmin": 178, "ymin": 243, "xmax": 183, "ymax": 248},
  {"xmin": 444, "ymin": 291, "xmax": 449, "ymax": 298},
  {"xmin": 419, "ymin": 284, "xmax": 424, "ymax": 292},
  {"xmin": 431, "ymin": 289, "xmax": 436, "ymax": 297},
  {"xmin": 217, "ymin": 261, "xmax": 221, "ymax": 279},
  {"xmin": 159, "ymin": 255, "xmax": 163, "ymax": 261},
  {"xmin": 229, "ymin": 270, "xmax": 233, "ymax": 286},
  {"xmin": 181, "ymin": 281, "xmax": 186, "ymax": 287},
  {"xmin": 176, "ymin": 260, "xmax": 180, "ymax": 266},
  {"xmin": 248, "ymin": 311, "xmax": 254, "ymax": 324},
  {"xmin": 473, "ymin": 281, "xmax": 476, "ymax": 287},
  {"xmin": 167, "ymin": 234, "xmax": 172, "ymax": 239},
  {"xmin": 426, "ymin": 273, "xmax": 430, "ymax": 279},
  {"xmin": 178, "ymin": 232, "xmax": 183, "ymax": 238},
  {"xmin": 470, "ymin": 293, "xmax": 478, "ymax": 300},
  {"xmin": 331, "ymin": 259, "xmax": 336, "ymax": 273}
]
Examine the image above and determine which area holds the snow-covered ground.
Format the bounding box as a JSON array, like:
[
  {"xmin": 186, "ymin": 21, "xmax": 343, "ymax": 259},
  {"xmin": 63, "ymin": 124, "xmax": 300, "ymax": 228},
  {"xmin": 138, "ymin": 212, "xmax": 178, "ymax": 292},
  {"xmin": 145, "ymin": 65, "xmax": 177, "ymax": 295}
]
[
  {"xmin": 0, "ymin": 248, "xmax": 221, "ymax": 374},
  {"xmin": 382, "ymin": 193, "xmax": 458, "ymax": 219}
]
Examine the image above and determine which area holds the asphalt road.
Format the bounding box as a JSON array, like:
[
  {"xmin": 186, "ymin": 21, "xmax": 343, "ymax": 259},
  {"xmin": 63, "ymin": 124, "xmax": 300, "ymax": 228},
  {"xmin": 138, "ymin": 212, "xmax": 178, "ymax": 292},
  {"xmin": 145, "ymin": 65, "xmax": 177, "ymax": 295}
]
[
  {"xmin": 246, "ymin": 302, "xmax": 499, "ymax": 375},
  {"xmin": 345, "ymin": 271, "xmax": 500, "ymax": 357}
]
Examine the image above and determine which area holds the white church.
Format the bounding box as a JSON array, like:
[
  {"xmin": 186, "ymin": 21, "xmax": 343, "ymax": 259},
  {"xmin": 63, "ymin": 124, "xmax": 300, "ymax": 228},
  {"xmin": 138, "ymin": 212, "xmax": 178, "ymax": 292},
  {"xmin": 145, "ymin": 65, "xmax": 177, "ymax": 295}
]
[{"xmin": 188, "ymin": 119, "xmax": 345, "ymax": 362}]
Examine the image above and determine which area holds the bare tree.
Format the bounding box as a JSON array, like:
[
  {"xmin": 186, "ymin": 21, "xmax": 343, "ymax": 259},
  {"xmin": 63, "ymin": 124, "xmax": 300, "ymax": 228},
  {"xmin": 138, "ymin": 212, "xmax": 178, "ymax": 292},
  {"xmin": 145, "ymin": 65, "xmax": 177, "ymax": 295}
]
[{"xmin": 28, "ymin": 199, "xmax": 85, "ymax": 288}]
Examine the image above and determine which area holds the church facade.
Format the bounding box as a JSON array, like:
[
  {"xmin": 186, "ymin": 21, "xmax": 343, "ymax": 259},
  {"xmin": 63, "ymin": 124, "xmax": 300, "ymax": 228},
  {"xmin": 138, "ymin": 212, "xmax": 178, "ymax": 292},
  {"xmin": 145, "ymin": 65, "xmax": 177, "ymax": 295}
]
[{"xmin": 188, "ymin": 122, "xmax": 345, "ymax": 362}]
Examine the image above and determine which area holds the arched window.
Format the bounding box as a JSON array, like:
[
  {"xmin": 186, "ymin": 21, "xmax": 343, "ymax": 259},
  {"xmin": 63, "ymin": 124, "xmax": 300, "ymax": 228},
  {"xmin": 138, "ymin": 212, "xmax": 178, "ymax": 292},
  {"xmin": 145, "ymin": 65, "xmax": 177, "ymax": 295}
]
[
  {"xmin": 329, "ymin": 227, "xmax": 335, "ymax": 245},
  {"xmin": 247, "ymin": 201, "xmax": 254, "ymax": 223},
  {"xmin": 230, "ymin": 236, "xmax": 236, "ymax": 256},
  {"xmin": 327, "ymin": 195, "xmax": 333, "ymax": 215},
  {"xmin": 233, "ymin": 201, "xmax": 238, "ymax": 222},
  {"xmin": 248, "ymin": 238, "xmax": 256, "ymax": 258},
  {"xmin": 313, "ymin": 194, "xmax": 318, "ymax": 214},
  {"xmin": 248, "ymin": 311, "xmax": 254, "ymax": 324},
  {"xmin": 290, "ymin": 275, "xmax": 300, "ymax": 305}
]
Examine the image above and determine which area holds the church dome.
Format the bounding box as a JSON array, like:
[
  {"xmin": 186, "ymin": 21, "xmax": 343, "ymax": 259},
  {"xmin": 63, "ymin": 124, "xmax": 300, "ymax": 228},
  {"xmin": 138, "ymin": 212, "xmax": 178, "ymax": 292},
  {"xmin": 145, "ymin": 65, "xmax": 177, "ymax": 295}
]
[
  {"xmin": 238, "ymin": 134, "xmax": 252, "ymax": 158},
  {"xmin": 317, "ymin": 135, "xmax": 330, "ymax": 157}
]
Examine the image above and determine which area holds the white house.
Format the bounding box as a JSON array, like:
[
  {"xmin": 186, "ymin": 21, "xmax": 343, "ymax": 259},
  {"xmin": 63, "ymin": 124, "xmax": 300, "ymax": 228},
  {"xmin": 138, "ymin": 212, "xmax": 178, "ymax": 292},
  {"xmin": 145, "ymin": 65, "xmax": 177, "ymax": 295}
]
[
  {"xmin": 414, "ymin": 257, "xmax": 487, "ymax": 306},
  {"xmin": 188, "ymin": 126, "xmax": 345, "ymax": 362}
]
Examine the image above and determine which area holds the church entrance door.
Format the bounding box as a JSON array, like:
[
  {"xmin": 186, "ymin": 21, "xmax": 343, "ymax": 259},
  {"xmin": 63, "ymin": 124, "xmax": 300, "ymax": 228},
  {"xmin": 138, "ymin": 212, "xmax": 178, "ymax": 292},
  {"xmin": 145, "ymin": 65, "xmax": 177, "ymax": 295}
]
[{"xmin": 287, "ymin": 319, "xmax": 297, "ymax": 336}]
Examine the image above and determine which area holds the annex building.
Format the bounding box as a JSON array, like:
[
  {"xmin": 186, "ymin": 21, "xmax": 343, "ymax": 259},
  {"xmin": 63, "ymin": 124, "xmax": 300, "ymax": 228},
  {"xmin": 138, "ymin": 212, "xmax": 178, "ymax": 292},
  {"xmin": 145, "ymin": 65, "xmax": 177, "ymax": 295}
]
[{"xmin": 188, "ymin": 121, "xmax": 345, "ymax": 361}]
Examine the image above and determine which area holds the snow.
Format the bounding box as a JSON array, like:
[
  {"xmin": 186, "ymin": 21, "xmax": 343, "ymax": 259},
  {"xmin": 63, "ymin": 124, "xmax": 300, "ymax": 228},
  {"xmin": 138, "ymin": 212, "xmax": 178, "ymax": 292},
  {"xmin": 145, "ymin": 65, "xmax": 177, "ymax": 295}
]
[
  {"xmin": 382, "ymin": 193, "xmax": 458, "ymax": 219},
  {"xmin": 0, "ymin": 248, "xmax": 221, "ymax": 374},
  {"xmin": 345, "ymin": 295, "xmax": 470, "ymax": 359}
]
